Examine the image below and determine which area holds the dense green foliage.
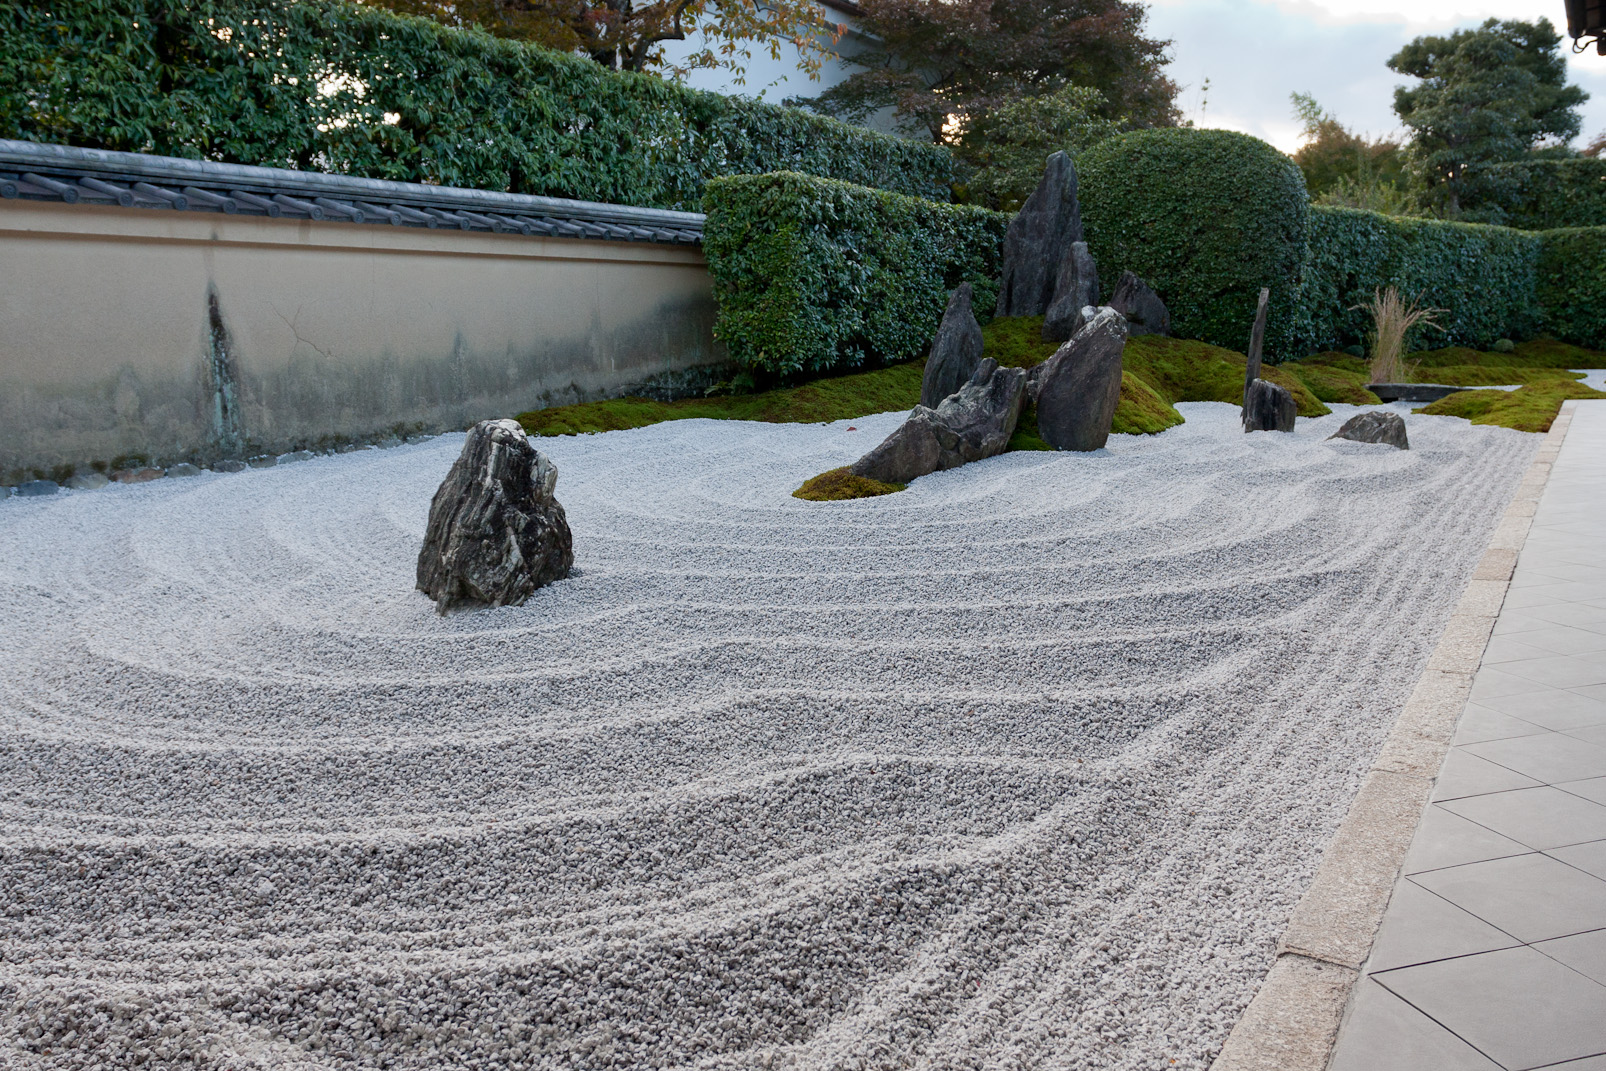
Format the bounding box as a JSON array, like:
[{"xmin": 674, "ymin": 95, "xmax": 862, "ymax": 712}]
[
  {"xmin": 1300, "ymin": 206, "xmax": 1543, "ymax": 352},
  {"xmin": 1389, "ymin": 18, "xmax": 1586, "ymax": 217},
  {"xmin": 1470, "ymin": 159, "xmax": 1606, "ymax": 230},
  {"xmin": 954, "ymin": 85, "xmax": 1123, "ymax": 211},
  {"xmin": 1537, "ymin": 227, "xmax": 1606, "ymax": 349},
  {"xmin": 804, "ymin": 0, "xmax": 1178, "ymax": 141},
  {"xmin": 1290, "ymin": 93, "xmax": 1410, "ymax": 213},
  {"xmin": 1078, "ymin": 129, "xmax": 1311, "ymax": 359},
  {"xmin": 702, "ymin": 171, "xmax": 1009, "ymax": 375},
  {"xmin": 0, "ymin": 0, "xmax": 951, "ymax": 209},
  {"xmin": 1415, "ymin": 379, "xmax": 1606, "ymax": 433}
]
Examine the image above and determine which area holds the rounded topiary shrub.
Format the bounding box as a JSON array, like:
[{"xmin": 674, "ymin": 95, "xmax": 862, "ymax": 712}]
[{"xmin": 1078, "ymin": 129, "xmax": 1310, "ymax": 359}]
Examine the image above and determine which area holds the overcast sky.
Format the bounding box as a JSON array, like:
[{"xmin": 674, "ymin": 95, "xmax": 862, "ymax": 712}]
[{"xmin": 1147, "ymin": 0, "xmax": 1606, "ymax": 151}]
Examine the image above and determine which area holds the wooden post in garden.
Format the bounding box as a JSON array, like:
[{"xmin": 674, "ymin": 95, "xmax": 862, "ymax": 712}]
[{"xmin": 1242, "ymin": 286, "xmax": 1271, "ymax": 410}]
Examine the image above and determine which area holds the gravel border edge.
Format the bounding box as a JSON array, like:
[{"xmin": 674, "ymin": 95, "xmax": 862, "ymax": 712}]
[{"xmin": 1207, "ymin": 401, "xmax": 1579, "ymax": 1071}]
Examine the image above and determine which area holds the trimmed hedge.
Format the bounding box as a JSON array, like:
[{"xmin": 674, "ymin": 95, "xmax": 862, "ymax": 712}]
[
  {"xmin": 1078, "ymin": 129, "xmax": 1311, "ymax": 360},
  {"xmin": 702, "ymin": 172, "xmax": 1009, "ymax": 376},
  {"xmin": 1300, "ymin": 207, "xmax": 1543, "ymax": 352},
  {"xmin": 1537, "ymin": 228, "xmax": 1606, "ymax": 349},
  {"xmin": 0, "ymin": 0, "xmax": 951, "ymax": 210},
  {"xmin": 1471, "ymin": 160, "xmax": 1606, "ymax": 231}
]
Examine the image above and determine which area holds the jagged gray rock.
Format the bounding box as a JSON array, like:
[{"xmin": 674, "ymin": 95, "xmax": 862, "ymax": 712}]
[
  {"xmin": 1329, "ymin": 411, "xmax": 1409, "ymax": 449},
  {"xmin": 920, "ymin": 283, "xmax": 985, "ymax": 408},
  {"xmin": 1034, "ymin": 307, "xmax": 1129, "ymax": 452},
  {"xmin": 1243, "ymin": 379, "xmax": 1297, "ymax": 433},
  {"xmin": 851, "ymin": 359, "xmax": 1027, "ymax": 485},
  {"xmin": 1042, "ymin": 242, "xmax": 1101, "ymax": 342},
  {"xmin": 417, "ymin": 418, "xmax": 573, "ymax": 613},
  {"xmin": 995, "ymin": 152, "xmax": 1084, "ymax": 318},
  {"xmin": 1109, "ymin": 271, "xmax": 1171, "ymax": 337}
]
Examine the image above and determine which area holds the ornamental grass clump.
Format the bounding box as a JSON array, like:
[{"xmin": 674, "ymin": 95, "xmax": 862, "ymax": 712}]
[{"xmin": 1356, "ymin": 287, "xmax": 1444, "ymax": 383}]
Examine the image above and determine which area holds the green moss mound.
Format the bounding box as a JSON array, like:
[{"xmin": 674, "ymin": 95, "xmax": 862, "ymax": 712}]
[
  {"xmin": 1415, "ymin": 380, "xmax": 1606, "ymax": 433},
  {"xmin": 1122, "ymin": 336, "xmax": 1330, "ymax": 417},
  {"xmin": 519, "ymin": 362, "xmax": 924, "ymax": 436},
  {"xmin": 1115, "ymin": 371, "xmax": 1188, "ymax": 434},
  {"xmin": 1283, "ymin": 354, "xmax": 1383, "ymax": 405},
  {"xmin": 979, "ymin": 314, "xmax": 1057, "ymax": 369},
  {"xmin": 793, "ymin": 467, "xmax": 905, "ymax": 501}
]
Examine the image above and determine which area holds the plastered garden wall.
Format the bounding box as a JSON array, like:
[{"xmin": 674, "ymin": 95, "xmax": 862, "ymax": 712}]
[{"xmin": 0, "ymin": 200, "xmax": 723, "ymax": 482}]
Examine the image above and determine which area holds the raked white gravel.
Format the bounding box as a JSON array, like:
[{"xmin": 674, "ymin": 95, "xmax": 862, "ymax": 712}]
[{"xmin": 0, "ymin": 401, "xmax": 1536, "ymax": 1070}]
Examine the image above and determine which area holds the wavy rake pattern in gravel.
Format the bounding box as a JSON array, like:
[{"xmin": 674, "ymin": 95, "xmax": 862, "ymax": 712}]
[{"xmin": 0, "ymin": 402, "xmax": 1535, "ymax": 1070}]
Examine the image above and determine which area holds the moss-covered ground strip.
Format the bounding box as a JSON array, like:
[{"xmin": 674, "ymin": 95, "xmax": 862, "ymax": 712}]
[
  {"xmin": 518, "ymin": 324, "xmax": 1606, "ymax": 443},
  {"xmin": 792, "ymin": 467, "xmax": 905, "ymax": 501},
  {"xmin": 1414, "ymin": 379, "xmax": 1606, "ymax": 434},
  {"xmin": 516, "ymin": 362, "xmax": 924, "ymax": 436}
]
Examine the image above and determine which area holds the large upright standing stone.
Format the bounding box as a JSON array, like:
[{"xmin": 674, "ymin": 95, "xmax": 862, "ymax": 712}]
[
  {"xmin": 1108, "ymin": 272, "xmax": 1171, "ymax": 337},
  {"xmin": 1034, "ymin": 306, "xmax": 1129, "ymax": 451},
  {"xmin": 1042, "ymin": 242, "xmax": 1101, "ymax": 342},
  {"xmin": 995, "ymin": 152, "xmax": 1083, "ymax": 318},
  {"xmin": 920, "ymin": 283, "xmax": 985, "ymax": 408},
  {"xmin": 851, "ymin": 359, "xmax": 1027, "ymax": 485},
  {"xmin": 417, "ymin": 418, "xmax": 573, "ymax": 613}
]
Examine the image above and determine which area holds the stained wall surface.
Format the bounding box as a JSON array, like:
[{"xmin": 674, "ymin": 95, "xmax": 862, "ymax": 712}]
[{"xmin": 0, "ymin": 200, "xmax": 723, "ymax": 481}]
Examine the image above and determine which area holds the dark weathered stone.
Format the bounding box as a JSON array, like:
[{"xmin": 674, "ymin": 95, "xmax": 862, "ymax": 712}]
[
  {"xmin": 851, "ymin": 359, "xmax": 1027, "ymax": 485},
  {"xmin": 1329, "ymin": 411, "xmax": 1409, "ymax": 449},
  {"xmin": 1108, "ymin": 271, "xmax": 1170, "ymax": 337},
  {"xmin": 920, "ymin": 283, "xmax": 985, "ymax": 408},
  {"xmin": 113, "ymin": 467, "xmax": 163, "ymax": 483},
  {"xmin": 995, "ymin": 152, "xmax": 1083, "ymax": 317},
  {"xmin": 278, "ymin": 450, "xmax": 315, "ymax": 465},
  {"xmin": 1034, "ymin": 307, "xmax": 1129, "ymax": 451},
  {"xmin": 417, "ymin": 418, "xmax": 573, "ymax": 613},
  {"xmin": 66, "ymin": 472, "xmax": 110, "ymax": 490},
  {"xmin": 167, "ymin": 463, "xmax": 201, "ymax": 478},
  {"xmin": 247, "ymin": 455, "xmax": 277, "ymax": 469},
  {"xmin": 1042, "ymin": 242, "xmax": 1101, "ymax": 342},
  {"xmin": 16, "ymin": 479, "xmax": 59, "ymax": 497},
  {"xmin": 1241, "ymin": 286, "xmax": 1270, "ymax": 409},
  {"xmin": 1368, "ymin": 383, "xmax": 1466, "ymax": 403},
  {"xmin": 1243, "ymin": 378, "xmax": 1296, "ymax": 433},
  {"xmin": 212, "ymin": 459, "xmax": 248, "ymax": 473}
]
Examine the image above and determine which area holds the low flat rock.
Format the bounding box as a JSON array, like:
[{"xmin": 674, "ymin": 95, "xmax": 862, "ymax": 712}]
[
  {"xmin": 920, "ymin": 283, "xmax": 985, "ymax": 408},
  {"xmin": 1109, "ymin": 271, "xmax": 1170, "ymax": 337},
  {"xmin": 1329, "ymin": 411, "xmax": 1409, "ymax": 449},
  {"xmin": 995, "ymin": 151, "xmax": 1083, "ymax": 318},
  {"xmin": 852, "ymin": 358, "xmax": 1027, "ymax": 485},
  {"xmin": 1042, "ymin": 242, "xmax": 1101, "ymax": 342},
  {"xmin": 1243, "ymin": 378, "xmax": 1297, "ymax": 433},
  {"xmin": 1035, "ymin": 306, "xmax": 1129, "ymax": 451},
  {"xmin": 1368, "ymin": 383, "xmax": 1466, "ymax": 403},
  {"xmin": 417, "ymin": 418, "xmax": 573, "ymax": 613}
]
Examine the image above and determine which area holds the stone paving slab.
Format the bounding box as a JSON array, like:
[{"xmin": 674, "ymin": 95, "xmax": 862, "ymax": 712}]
[
  {"xmin": 1324, "ymin": 400, "xmax": 1606, "ymax": 1071},
  {"xmin": 1211, "ymin": 401, "xmax": 1605, "ymax": 1071}
]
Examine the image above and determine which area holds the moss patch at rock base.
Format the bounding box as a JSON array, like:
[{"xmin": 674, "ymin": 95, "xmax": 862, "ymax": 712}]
[
  {"xmin": 793, "ymin": 467, "xmax": 905, "ymax": 501},
  {"xmin": 1114, "ymin": 371, "xmax": 1187, "ymax": 434},
  {"xmin": 1415, "ymin": 379, "xmax": 1606, "ymax": 433}
]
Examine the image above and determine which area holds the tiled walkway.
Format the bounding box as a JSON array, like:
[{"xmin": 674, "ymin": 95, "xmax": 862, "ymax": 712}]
[{"xmin": 1328, "ymin": 401, "xmax": 1606, "ymax": 1071}]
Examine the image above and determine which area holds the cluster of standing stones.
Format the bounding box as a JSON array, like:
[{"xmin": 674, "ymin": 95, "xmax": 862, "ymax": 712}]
[{"xmin": 846, "ymin": 151, "xmax": 1408, "ymax": 485}]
